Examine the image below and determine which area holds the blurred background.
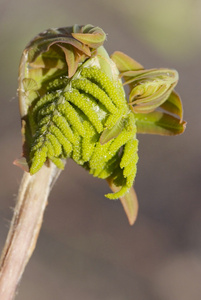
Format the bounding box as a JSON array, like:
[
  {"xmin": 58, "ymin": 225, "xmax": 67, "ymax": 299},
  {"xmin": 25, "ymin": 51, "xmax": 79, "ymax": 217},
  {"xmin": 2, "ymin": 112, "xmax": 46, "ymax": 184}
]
[{"xmin": 0, "ymin": 0, "xmax": 201, "ymax": 299}]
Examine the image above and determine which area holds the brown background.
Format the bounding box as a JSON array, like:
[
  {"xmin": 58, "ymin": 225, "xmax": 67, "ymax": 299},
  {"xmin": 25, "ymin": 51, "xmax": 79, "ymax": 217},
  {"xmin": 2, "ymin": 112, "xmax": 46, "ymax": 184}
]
[{"xmin": 0, "ymin": 0, "xmax": 201, "ymax": 299}]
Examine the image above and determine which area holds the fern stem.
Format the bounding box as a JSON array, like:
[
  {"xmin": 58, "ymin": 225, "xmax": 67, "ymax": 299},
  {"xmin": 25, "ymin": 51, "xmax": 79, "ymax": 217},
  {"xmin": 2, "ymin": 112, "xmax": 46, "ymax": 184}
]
[{"xmin": 0, "ymin": 162, "xmax": 61, "ymax": 300}]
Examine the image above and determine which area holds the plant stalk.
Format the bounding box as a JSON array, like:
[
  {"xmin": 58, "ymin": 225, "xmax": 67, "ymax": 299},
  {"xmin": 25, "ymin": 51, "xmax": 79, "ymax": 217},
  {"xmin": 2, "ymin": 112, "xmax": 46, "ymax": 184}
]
[{"xmin": 0, "ymin": 162, "xmax": 60, "ymax": 300}]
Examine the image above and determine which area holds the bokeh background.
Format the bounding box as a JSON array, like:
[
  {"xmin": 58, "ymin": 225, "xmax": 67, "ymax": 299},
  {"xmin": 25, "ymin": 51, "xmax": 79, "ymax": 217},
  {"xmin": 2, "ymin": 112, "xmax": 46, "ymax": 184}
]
[{"xmin": 0, "ymin": 0, "xmax": 201, "ymax": 299}]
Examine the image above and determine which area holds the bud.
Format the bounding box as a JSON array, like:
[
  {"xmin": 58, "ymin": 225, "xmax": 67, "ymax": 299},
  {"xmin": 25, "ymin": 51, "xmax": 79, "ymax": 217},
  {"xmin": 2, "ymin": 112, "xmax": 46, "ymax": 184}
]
[
  {"xmin": 17, "ymin": 25, "xmax": 139, "ymax": 218},
  {"xmin": 126, "ymin": 68, "xmax": 179, "ymax": 114},
  {"xmin": 111, "ymin": 51, "xmax": 186, "ymax": 137},
  {"xmin": 16, "ymin": 25, "xmax": 186, "ymax": 225}
]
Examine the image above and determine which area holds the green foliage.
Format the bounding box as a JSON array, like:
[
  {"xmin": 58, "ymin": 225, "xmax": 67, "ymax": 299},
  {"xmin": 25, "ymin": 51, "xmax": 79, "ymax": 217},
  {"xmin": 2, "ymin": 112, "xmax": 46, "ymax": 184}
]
[
  {"xmin": 111, "ymin": 51, "xmax": 186, "ymax": 136},
  {"xmin": 17, "ymin": 24, "xmax": 186, "ymax": 224}
]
